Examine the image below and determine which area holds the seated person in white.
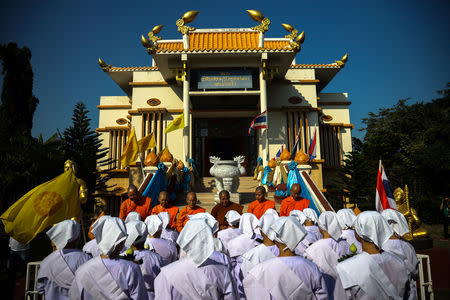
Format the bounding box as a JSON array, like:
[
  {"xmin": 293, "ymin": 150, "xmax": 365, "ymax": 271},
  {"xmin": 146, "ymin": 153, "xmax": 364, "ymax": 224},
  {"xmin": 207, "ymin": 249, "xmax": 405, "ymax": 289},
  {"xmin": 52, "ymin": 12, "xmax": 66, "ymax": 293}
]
[
  {"xmin": 124, "ymin": 220, "xmax": 164, "ymax": 300},
  {"xmin": 144, "ymin": 215, "xmax": 178, "ymax": 265},
  {"xmin": 336, "ymin": 211, "xmax": 413, "ymax": 300},
  {"xmin": 289, "ymin": 209, "xmax": 320, "ymax": 255},
  {"xmin": 37, "ymin": 220, "xmax": 91, "ymax": 300},
  {"xmin": 154, "ymin": 219, "xmax": 239, "ymax": 299},
  {"xmin": 337, "ymin": 208, "xmax": 362, "ymax": 253},
  {"xmin": 243, "ymin": 216, "xmax": 329, "ymax": 300},
  {"xmin": 217, "ymin": 210, "xmax": 242, "ymax": 251},
  {"xmin": 304, "ymin": 211, "xmax": 351, "ymax": 299},
  {"xmin": 69, "ymin": 216, "xmax": 146, "ymax": 299}
]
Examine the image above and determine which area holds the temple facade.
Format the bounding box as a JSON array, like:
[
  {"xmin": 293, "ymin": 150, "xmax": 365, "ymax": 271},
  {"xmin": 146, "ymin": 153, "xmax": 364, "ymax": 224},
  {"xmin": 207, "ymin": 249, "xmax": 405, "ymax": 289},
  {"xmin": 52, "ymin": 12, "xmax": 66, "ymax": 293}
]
[{"xmin": 96, "ymin": 10, "xmax": 352, "ymax": 197}]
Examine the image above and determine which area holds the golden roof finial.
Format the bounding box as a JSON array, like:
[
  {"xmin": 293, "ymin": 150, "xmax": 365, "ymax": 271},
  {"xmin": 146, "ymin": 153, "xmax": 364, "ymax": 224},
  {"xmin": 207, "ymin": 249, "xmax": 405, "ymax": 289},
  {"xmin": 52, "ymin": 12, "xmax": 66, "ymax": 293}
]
[
  {"xmin": 148, "ymin": 25, "xmax": 163, "ymax": 43},
  {"xmin": 141, "ymin": 34, "xmax": 158, "ymax": 54},
  {"xmin": 176, "ymin": 11, "xmax": 199, "ymax": 35},
  {"xmin": 282, "ymin": 23, "xmax": 298, "ymax": 40},
  {"xmin": 336, "ymin": 53, "xmax": 349, "ymax": 67},
  {"xmin": 247, "ymin": 9, "xmax": 270, "ymax": 33},
  {"xmin": 98, "ymin": 57, "xmax": 111, "ymax": 72}
]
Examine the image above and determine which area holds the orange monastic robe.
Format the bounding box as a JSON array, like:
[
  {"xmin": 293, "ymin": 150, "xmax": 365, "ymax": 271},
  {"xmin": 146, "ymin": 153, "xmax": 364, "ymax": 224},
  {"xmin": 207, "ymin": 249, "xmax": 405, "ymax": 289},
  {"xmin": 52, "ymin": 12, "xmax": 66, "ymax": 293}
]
[
  {"xmin": 247, "ymin": 200, "xmax": 276, "ymax": 219},
  {"xmin": 119, "ymin": 196, "xmax": 152, "ymax": 221},
  {"xmin": 151, "ymin": 204, "xmax": 179, "ymax": 230},
  {"xmin": 175, "ymin": 206, "xmax": 206, "ymax": 232},
  {"xmin": 279, "ymin": 196, "xmax": 310, "ymax": 216}
]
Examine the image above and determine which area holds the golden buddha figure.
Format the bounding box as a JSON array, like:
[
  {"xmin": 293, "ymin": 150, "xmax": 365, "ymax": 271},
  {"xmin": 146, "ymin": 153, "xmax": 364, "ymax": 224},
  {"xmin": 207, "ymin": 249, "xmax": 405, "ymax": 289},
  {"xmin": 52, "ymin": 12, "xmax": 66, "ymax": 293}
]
[
  {"xmin": 64, "ymin": 160, "xmax": 88, "ymax": 205},
  {"xmin": 393, "ymin": 185, "xmax": 428, "ymax": 240}
]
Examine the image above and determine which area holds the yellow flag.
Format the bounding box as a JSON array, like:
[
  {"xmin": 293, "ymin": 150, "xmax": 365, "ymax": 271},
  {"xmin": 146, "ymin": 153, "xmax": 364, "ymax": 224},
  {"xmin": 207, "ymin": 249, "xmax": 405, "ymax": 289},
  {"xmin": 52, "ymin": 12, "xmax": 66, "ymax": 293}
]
[
  {"xmin": 137, "ymin": 132, "xmax": 156, "ymax": 153},
  {"xmin": 164, "ymin": 113, "xmax": 185, "ymax": 134},
  {"xmin": 0, "ymin": 170, "xmax": 80, "ymax": 244},
  {"xmin": 120, "ymin": 127, "xmax": 139, "ymax": 167}
]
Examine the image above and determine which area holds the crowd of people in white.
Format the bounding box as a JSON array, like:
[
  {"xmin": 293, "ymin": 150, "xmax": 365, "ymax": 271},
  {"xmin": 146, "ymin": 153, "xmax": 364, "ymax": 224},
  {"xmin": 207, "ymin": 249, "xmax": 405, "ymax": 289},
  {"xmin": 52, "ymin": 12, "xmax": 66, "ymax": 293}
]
[{"xmin": 36, "ymin": 191, "xmax": 418, "ymax": 300}]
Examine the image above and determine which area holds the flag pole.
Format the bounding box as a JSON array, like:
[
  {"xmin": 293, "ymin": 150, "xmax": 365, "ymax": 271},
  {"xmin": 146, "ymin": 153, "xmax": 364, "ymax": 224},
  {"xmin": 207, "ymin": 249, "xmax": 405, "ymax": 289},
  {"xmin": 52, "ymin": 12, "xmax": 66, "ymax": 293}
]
[{"xmin": 139, "ymin": 153, "xmax": 146, "ymax": 180}]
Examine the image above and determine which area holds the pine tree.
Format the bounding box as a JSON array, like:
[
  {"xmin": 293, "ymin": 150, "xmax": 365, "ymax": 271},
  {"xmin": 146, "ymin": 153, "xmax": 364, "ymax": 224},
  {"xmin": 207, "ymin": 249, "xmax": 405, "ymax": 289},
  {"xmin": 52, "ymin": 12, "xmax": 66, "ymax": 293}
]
[{"xmin": 63, "ymin": 102, "xmax": 110, "ymax": 211}]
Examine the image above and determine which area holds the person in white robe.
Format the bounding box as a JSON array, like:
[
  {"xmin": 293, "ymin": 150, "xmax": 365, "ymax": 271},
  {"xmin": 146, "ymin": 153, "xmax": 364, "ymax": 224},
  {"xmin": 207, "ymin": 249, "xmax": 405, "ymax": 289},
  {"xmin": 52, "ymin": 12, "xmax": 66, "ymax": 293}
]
[
  {"xmin": 187, "ymin": 212, "xmax": 228, "ymax": 254},
  {"xmin": 144, "ymin": 214, "xmax": 178, "ymax": 265},
  {"xmin": 37, "ymin": 220, "xmax": 91, "ymax": 300},
  {"xmin": 125, "ymin": 211, "xmax": 142, "ymax": 223},
  {"xmin": 123, "ymin": 220, "xmax": 163, "ymax": 300},
  {"xmin": 304, "ymin": 211, "xmax": 350, "ymax": 299},
  {"xmin": 336, "ymin": 211, "xmax": 413, "ymax": 300},
  {"xmin": 159, "ymin": 211, "xmax": 179, "ymax": 243},
  {"xmin": 82, "ymin": 238, "xmax": 102, "ymax": 257},
  {"xmin": 382, "ymin": 209, "xmax": 419, "ymax": 297},
  {"xmin": 69, "ymin": 216, "xmax": 147, "ymax": 299},
  {"xmin": 154, "ymin": 219, "xmax": 239, "ymax": 299},
  {"xmin": 303, "ymin": 208, "xmax": 323, "ymax": 240},
  {"xmin": 240, "ymin": 210, "xmax": 281, "ymax": 277},
  {"xmin": 290, "ymin": 209, "xmax": 320, "ymax": 256},
  {"xmin": 243, "ymin": 216, "xmax": 329, "ymax": 300},
  {"xmin": 336, "ymin": 208, "xmax": 362, "ymax": 253},
  {"xmin": 217, "ymin": 210, "xmax": 242, "ymax": 250}
]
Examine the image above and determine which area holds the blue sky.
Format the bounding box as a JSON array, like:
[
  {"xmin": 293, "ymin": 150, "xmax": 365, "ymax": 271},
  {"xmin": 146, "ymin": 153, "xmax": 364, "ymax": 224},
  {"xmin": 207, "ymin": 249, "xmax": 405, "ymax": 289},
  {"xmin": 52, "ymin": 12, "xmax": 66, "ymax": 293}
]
[{"xmin": 0, "ymin": 0, "xmax": 448, "ymax": 140}]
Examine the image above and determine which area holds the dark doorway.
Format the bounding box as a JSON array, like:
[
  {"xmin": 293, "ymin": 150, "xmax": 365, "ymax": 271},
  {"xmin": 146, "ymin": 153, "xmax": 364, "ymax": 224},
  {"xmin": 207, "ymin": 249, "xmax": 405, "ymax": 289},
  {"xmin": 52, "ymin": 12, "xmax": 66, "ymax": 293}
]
[{"xmin": 193, "ymin": 118, "xmax": 257, "ymax": 176}]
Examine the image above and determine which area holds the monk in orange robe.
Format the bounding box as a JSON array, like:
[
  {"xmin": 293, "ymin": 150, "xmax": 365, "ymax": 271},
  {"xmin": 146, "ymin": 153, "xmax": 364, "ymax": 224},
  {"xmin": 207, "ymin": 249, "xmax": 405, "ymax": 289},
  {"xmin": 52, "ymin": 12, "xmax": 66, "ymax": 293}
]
[
  {"xmin": 151, "ymin": 191, "xmax": 179, "ymax": 230},
  {"xmin": 119, "ymin": 185, "xmax": 152, "ymax": 221},
  {"xmin": 280, "ymin": 183, "xmax": 310, "ymax": 216},
  {"xmin": 247, "ymin": 186, "xmax": 275, "ymax": 219},
  {"xmin": 176, "ymin": 192, "xmax": 206, "ymax": 232}
]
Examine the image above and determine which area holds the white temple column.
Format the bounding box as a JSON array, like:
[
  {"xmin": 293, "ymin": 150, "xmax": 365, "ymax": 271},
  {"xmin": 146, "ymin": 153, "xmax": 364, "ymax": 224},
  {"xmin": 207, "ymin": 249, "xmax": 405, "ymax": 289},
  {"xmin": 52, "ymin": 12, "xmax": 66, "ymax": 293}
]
[
  {"xmin": 259, "ymin": 53, "xmax": 269, "ymax": 165},
  {"xmin": 182, "ymin": 54, "xmax": 190, "ymax": 164}
]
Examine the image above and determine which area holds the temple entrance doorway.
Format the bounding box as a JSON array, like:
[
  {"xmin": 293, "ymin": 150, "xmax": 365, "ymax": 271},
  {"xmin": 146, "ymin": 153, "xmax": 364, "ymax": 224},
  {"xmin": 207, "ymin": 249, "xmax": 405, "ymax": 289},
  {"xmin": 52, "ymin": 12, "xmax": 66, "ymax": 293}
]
[{"xmin": 193, "ymin": 117, "xmax": 257, "ymax": 176}]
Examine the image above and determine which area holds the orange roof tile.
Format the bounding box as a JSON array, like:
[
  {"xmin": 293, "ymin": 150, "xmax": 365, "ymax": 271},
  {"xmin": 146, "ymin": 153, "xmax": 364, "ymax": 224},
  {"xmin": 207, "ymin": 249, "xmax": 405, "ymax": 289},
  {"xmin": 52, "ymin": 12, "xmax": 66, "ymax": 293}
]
[
  {"xmin": 109, "ymin": 66, "xmax": 159, "ymax": 72},
  {"xmin": 155, "ymin": 31, "xmax": 292, "ymax": 53},
  {"xmin": 290, "ymin": 63, "xmax": 340, "ymax": 69}
]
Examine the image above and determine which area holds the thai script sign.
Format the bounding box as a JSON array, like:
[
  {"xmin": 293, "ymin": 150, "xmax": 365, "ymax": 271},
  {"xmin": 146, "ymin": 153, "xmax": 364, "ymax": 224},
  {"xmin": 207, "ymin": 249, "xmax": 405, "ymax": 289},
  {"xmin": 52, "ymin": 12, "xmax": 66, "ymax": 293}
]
[{"xmin": 197, "ymin": 70, "xmax": 252, "ymax": 89}]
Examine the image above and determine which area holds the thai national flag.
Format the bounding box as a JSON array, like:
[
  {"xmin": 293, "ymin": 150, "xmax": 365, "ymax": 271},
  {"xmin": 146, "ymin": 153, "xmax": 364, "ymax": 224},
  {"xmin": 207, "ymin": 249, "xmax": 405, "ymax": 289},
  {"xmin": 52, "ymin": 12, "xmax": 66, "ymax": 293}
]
[
  {"xmin": 248, "ymin": 111, "xmax": 267, "ymax": 135},
  {"xmin": 308, "ymin": 128, "xmax": 317, "ymax": 160},
  {"xmin": 290, "ymin": 128, "xmax": 302, "ymax": 159},
  {"xmin": 375, "ymin": 160, "xmax": 397, "ymax": 212},
  {"xmin": 275, "ymin": 145, "xmax": 284, "ymax": 158}
]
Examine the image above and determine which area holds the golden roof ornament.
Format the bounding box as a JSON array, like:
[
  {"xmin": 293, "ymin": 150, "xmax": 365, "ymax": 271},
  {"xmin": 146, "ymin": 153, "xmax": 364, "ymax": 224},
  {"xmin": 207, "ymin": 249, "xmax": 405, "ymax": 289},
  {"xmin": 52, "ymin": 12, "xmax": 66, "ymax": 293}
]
[
  {"xmin": 141, "ymin": 33, "xmax": 158, "ymax": 54},
  {"xmin": 336, "ymin": 53, "xmax": 349, "ymax": 67},
  {"xmin": 247, "ymin": 10, "xmax": 270, "ymax": 33},
  {"xmin": 147, "ymin": 25, "xmax": 163, "ymax": 43},
  {"xmin": 98, "ymin": 58, "xmax": 112, "ymax": 72},
  {"xmin": 282, "ymin": 24, "xmax": 304, "ymax": 52},
  {"xmin": 176, "ymin": 11, "xmax": 199, "ymax": 35},
  {"xmin": 282, "ymin": 23, "xmax": 298, "ymax": 41}
]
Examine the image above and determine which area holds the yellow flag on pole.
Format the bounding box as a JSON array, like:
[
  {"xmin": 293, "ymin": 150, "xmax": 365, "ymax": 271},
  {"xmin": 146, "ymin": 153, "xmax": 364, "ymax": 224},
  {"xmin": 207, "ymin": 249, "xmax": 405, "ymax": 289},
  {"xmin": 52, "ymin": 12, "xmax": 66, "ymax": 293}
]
[
  {"xmin": 137, "ymin": 132, "xmax": 156, "ymax": 153},
  {"xmin": 164, "ymin": 113, "xmax": 185, "ymax": 134},
  {"xmin": 120, "ymin": 127, "xmax": 139, "ymax": 167},
  {"xmin": 0, "ymin": 170, "xmax": 80, "ymax": 244}
]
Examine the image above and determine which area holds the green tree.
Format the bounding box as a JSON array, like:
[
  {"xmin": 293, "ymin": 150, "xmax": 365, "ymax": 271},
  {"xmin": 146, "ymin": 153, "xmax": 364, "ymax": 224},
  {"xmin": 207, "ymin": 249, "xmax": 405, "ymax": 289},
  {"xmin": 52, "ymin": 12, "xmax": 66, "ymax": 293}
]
[
  {"xmin": 0, "ymin": 43, "xmax": 39, "ymax": 143},
  {"xmin": 63, "ymin": 102, "xmax": 111, "ymax": 212}
]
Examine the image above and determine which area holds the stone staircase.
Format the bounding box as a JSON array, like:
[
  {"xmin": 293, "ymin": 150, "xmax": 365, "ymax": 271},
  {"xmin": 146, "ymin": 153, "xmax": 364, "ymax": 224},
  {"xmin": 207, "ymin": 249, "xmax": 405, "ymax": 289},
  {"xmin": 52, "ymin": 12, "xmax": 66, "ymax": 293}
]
[{"xmin": 173, "ymin": 176, "xmax": 280, "ymax": 213}]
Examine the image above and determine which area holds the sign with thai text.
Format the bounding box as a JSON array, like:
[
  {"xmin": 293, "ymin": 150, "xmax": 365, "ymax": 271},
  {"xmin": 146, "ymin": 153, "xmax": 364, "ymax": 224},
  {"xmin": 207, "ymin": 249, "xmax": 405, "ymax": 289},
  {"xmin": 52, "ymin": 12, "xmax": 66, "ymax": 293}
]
[{"xmin": 197, "ymin": 70, "xmax": 252, "ymax": 89}]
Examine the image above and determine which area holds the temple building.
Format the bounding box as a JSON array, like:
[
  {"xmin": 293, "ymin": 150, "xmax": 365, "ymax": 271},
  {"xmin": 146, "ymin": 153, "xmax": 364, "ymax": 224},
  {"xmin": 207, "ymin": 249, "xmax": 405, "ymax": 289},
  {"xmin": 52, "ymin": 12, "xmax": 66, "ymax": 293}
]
[{"xmin": 96, "ymin": 10, "xmax": 352, "ymax": 203}]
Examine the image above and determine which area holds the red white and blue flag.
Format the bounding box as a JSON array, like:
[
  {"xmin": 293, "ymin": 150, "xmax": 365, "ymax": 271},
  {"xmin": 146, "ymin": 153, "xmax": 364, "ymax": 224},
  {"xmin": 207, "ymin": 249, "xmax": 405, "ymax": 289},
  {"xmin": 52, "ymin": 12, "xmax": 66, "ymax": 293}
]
[
  {"xmin": 290, "ymin": 127, "xmax": 302, "ymax": 159},
  {"xmin": 308, "ymin": 128, "xmax": 317, "ymax": 160},
  {"xmin": 375, "ymin": 160, "xmax": 397, "ymax": 212},
  {"xmin": 248, "ymin": 111, "xmax": 267, "ymax": 135}
]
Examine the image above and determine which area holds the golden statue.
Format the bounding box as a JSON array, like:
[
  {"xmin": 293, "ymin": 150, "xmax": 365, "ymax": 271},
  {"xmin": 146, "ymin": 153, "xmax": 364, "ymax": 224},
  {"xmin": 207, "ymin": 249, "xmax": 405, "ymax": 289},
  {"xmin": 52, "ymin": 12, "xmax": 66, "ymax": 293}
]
[
  {"xmin": 64, "ymin": 160, "xmax": 88, "ymax": 205},
  {"xmin": 393, "ymin": 185, "xmax": 428, "ymax": 240}
]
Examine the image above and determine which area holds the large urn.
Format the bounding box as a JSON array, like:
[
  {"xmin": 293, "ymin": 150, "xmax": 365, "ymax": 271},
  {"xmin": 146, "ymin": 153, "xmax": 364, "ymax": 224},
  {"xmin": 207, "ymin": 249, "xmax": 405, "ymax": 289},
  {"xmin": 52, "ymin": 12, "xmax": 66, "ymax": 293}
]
[{"xmin": 209, "ymin": 156, "xmax": 245, "ymax": 203}]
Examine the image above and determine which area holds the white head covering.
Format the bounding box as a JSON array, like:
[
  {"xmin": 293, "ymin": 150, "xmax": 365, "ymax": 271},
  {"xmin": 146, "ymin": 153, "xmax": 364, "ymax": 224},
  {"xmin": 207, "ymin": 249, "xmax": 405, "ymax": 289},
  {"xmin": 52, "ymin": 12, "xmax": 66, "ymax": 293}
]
[
  {"xmin": 177, "ymin": 219, "xmax": 214, "ymax": 266},
  {"xmin": 303, "ymin": 208, "xmax": 319, "ymax": 224},
  {"xmin": 381, "ymin": 209, "xmax": 410, "ymax": 237},
  {"xmin": 318, "ymin": 211, "xmax": 342, "ymax": 240},
  {"xmin": 239, "ymin": 213, "xmax": 261, "ymax": 238},
  {"xmin": 225, "ymin": 210, "xmax": 241, "ymax": 226},
  {"xmin": 125, "ymin": 221, "xmax": 148, "ymax": 248},
  {"xmin": 91, "ymin": 216, "xmax": 127, "ymax": 256},
  {"xmin": 46, "ymin": 220, "xmax": 80, "ymax": 250},
  {"xmin": 263, "ymin": 208, "xmax": 279, "ymax": 218},
  {"xmin": 124, "ymin": 211, "xmax": 142, "ymax": 223},
  {"xmin": 144, "ymin": 215, "xmax": 163, "ymax": 236},
  {"xmin": 289, "ymin": 210, "xmax": 306, "ymax": 224},
  {"xmin": 270, "ymin": 216, "xmax": 307, "ymax": 251},
  {"xmin": 354, "ymin": 211, "xmax": 393, "ymax": 249},
  {"xmin": 188, "ymin": 212, "xmax": 219, "ymax": 234},
  {"xmin": 158, "ymin": 211, "xmax": 170, "ymax": 229},
  {"xmin": 258, "ymin": 213, "xmax": 279, "ymax": 241},
  {"xmin": 336, "ymin": 209, "xmax": 357, "ymax": 229}
]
